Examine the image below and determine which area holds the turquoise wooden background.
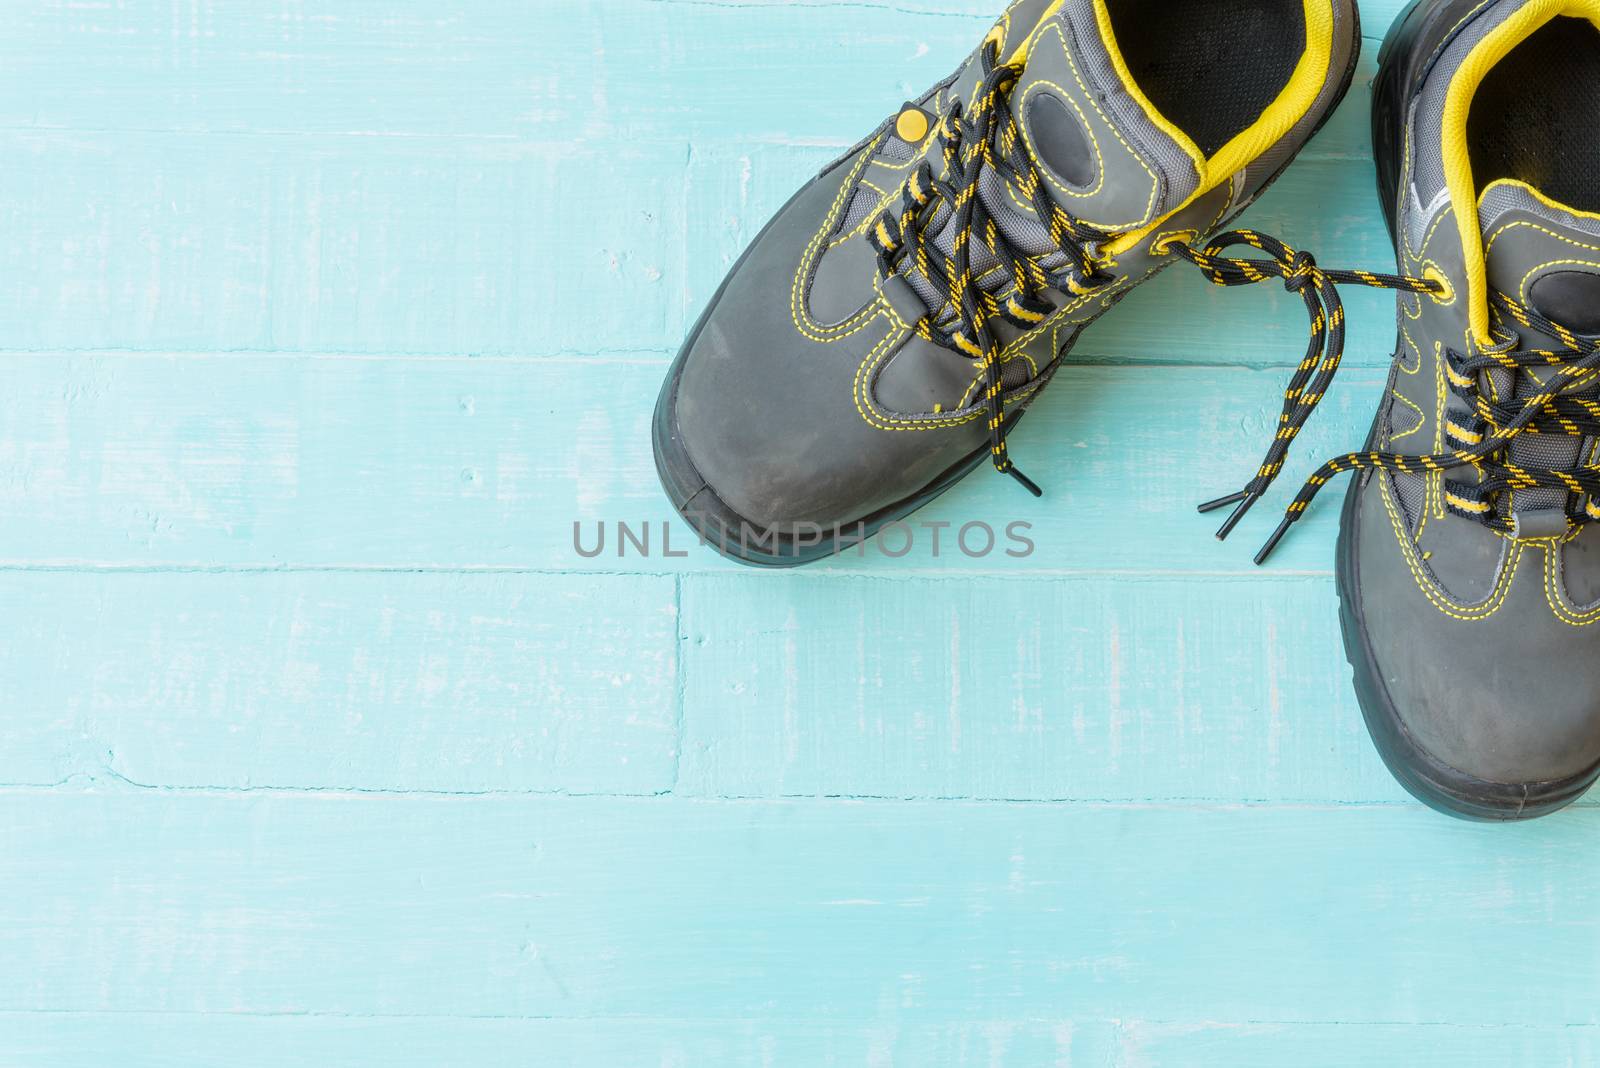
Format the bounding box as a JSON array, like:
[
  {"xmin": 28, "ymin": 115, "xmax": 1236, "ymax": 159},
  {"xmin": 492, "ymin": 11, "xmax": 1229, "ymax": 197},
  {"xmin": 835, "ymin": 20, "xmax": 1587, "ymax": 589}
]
[{"xmin": 2, "ymin": 2, "xmax": 1596, "ymax": 1064}]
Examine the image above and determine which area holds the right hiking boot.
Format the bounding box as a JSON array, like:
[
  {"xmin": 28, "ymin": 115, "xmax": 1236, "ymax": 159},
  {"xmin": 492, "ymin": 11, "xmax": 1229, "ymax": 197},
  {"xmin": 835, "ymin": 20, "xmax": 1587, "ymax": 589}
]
[
  {"xmin": 1351, "ymin": 0, "xmax": 1600, "ymax": 819},
  {"xmin": 653, "ymin": 0, "xmax": 1364, "ymax": 566},
  {"xmin": 1234, "ymin": 0, "xmax": 1600, "ymax": 820}
]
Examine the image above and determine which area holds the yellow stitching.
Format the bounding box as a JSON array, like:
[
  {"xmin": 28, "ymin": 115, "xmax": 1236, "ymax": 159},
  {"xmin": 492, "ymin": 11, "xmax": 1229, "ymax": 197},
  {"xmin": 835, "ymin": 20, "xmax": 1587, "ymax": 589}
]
[
  {"xmin": 1485, "ymin": 218, "xmax": 1600, "ymax": 260},
  {"xmin": 999, "ymin": 79, "xmax": 1096, "ymax": 219},
  {"xmin": 1397, "ymin": 322, "xmax": 1423, "ymax": 375},
  {"xmin": 1544, "ymin": 543, "xmax": 1600, "ymax": 626},
  {"xmin": 1415, "ymin": 197, "xmax": 1455, "ymax": 267},
  {"xmin": 1514, "ymin": 256, "xmax": 1600, "ymax": 307},
  {"xmin": 1378, "ymin": 472, "xmax": 1520, "ymax": 621},
  {"xmin": 1399, "ymin": 242, "xmax": 1448, "ymax": 318},
  {"xmin": 827, "ymin": 184, "xmax": 898, "ymax": 249},
  {"xmin": 1002, "ymin": 281, "xmax": 1115, "ymax": 357},
  {"xmin": 881, "ymin": 292, "xmax": 910, "ymax": 334},
  {"xmin": 1151, "ymin": 228, "xmax": 1199, "ymax": 257},
  {"xmin": 1480, "ymin": 224, "xmax": 1600, "ymax": 338},
  {"xmin": 1388, "ymin": 389, "xmax": 1426, "ymax": 442},
  {"xmin": 957, "ymin": 322, "xmax": 1050, "ymax": 409},
  {"xmin": 1422, "ymin": 264, "xmax": 1455, "ymax": 304},
  {"xmin": 1015, "ymin": 22, "xmax": 1161, "ymax": 230},
  {"xmin": 791, "ymin": 145, "xmax": 887, "ymax": 342},
  {"xmin": 853, "ymin": 311, "xmax": 1047, "ymax": 431},
  {"xmin": 1015, "ymin": 78, "xmax": 1106, "ymax": 201},
  {"xmin": 1396, "ymin": 84, "xmax": 1489, "ymax": 270},
  {"xmin": 1401, "ymin": 258, "xmax": 1452, "ymax": 321},
  {"xmin": 865, "ymin": 86, "xmax": 954, "ymax": 179},
  {"xmin": 868, "ymin": 131, "xmax": 936, "ymax": 176},
  {"xmin": 1001, "ymin": 177, "xmax": 1047, "ymax": 229}
]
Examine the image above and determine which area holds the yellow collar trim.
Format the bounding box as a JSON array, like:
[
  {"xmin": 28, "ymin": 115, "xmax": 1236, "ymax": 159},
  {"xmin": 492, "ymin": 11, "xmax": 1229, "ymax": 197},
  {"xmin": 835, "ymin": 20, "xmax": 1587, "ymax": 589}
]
[
  {"xmin": 1441, "ymin": 0, "xmax": 1600, "ymax": 346},
  {"xmin": 1105, "ymin": 0, "xmax": 1333, "ymax": 257}
]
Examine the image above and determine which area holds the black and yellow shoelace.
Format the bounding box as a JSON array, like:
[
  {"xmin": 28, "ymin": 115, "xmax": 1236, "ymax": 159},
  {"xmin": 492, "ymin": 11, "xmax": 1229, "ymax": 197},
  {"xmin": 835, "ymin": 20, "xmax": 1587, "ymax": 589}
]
[
  {"xmin": 872, "ymin": 45, "xmax": 1600, "ymax": 560},
  {"xmin": 1291, "ymin": 293, "xmax": 1600, "ymax": 538},
  {"xmin": 870, "ymin": 39, "xmax": 1113, "ymax": 497},
  {"xmin": 1166, "ymin": 239, "xmax": 1600, "ymax": 559},
  {"xmin": 1169, "ymin": 232, "xmax": 1438, "ymax": 559}
]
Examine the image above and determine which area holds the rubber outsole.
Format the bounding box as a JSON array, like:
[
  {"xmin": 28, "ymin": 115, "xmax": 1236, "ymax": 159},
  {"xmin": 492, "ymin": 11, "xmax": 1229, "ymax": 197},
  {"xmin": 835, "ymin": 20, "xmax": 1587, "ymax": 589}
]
[
  {"xmin": 1342, "ymin": 0, "xmax": 1600, "ymax": 820},
  {"xmin": 652, "ymin": 8, "xmax": 1367, "ymax": 568}
]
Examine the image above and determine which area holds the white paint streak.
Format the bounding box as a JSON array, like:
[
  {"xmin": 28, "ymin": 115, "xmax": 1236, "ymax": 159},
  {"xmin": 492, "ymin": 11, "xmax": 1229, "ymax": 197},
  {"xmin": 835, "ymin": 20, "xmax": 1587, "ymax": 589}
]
[
  {"xmin": 782, "ymin": 607, "xmax": 800, "ymax": 768},
  {"xmin": 1107, "ymin": 617, "xmax": 1123, "ymax": 769},
  {"xmin": 1266, "ymin": 617, "xmax": 1283, "ymax": 767},
  {"xmin": 948, "ymin": 605, "xmax": 961, "ymax": 755},
  {"xmin": 1174, "ymin": 616, "xmax": 1188, "ymax": 740}
]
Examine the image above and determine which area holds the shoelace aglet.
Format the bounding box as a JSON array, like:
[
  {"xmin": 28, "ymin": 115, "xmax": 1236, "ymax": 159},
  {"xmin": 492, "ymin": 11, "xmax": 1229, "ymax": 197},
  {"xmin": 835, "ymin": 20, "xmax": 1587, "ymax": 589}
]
[
  {"xmin": 1197, "ymin": 490, "xmax": 1250, "ymax": 515},
  {"xmin": 1206, "ymin": 490, "xmax": 1261, "ymax": 542},
  {"xmin": 1006, "ymin": 465, "xmax": 1044, "ymax": 498},
  {"xmin": 1254, "ymin": 515, "xmax": 1296, "ymax": 567}
]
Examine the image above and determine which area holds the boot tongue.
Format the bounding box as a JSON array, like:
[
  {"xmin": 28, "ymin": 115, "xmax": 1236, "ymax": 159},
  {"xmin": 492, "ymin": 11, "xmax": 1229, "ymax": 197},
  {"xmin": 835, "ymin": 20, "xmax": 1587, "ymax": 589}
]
[
  {"xmin": 1006, "ymin": 0, "xmax": 1203, "ymax": 233},
  {"xmin": 1480, "ymin": 178, "xmax": 1600, "ymax": 339},
  {"xmin": 1476, "ymin": 179, "xmax": 1600, "ymax": 526}
]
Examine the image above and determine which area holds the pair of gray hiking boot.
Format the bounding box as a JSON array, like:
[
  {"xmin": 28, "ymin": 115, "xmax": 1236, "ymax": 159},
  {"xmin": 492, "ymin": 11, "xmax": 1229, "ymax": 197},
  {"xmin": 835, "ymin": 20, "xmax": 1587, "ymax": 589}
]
[{"xmin": 653, "ymin": 0, "xmax": 1600, "ymax": 821}]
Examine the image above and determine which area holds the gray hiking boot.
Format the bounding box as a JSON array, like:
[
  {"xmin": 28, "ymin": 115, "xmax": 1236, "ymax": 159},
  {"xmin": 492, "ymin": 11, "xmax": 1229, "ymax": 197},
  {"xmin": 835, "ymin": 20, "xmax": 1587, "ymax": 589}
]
[
  {"xmin": 1254, "ymin": 0, "xmax": 1600, "ymax": 819},
  {"xmin": 653, "ymin": 0, "xmax": 1363, "ymax": 566}
]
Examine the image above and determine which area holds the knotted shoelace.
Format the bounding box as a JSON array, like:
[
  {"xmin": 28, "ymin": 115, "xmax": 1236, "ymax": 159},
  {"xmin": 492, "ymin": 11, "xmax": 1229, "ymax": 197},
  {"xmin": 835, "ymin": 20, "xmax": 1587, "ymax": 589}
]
[{"xmin": 1168, "ymin": 233, "xmax": 1439, "ymax": 560}]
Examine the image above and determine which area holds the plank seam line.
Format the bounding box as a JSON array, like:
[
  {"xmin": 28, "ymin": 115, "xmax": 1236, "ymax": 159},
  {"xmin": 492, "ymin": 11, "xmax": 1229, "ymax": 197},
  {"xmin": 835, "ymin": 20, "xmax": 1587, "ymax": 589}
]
[
  {"xmin": 0, "ymin": 127, "xmax": 1374, "ymax": 163},
  {"xmin": 5, "ymin": 778, "xmax": 1592, "ymax": 808},
  {"xmin": 0, "ymin": 1009, "xmax": 1590, "ymax": 1028},
  {"xmin": 670, "ymin": 573, "xmax": 687, "ymax": 793},
  {"xmin": 0, "ymin": 564, "xmax": 1337, "ymax": 579},
  {"xmin": 0, "ymin": 348, "xmax": 1388, "ymax": 371},
  {"xmin": 1, "ymin": 768, "xmax": 675, "ymax": 801},
  {"xmin": 0, "ymin": 348, "xmax": 676, "ymax": 364}
]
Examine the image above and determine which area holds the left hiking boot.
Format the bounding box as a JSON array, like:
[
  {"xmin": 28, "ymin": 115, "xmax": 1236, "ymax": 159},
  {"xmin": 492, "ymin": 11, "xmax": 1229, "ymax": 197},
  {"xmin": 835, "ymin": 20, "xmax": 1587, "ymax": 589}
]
[
  {"xmin": 1220, "ymin": 0, "xmax": 1600, "ymax": 820},
  {"xmin": 653, "ymin": 0, "xmax": 1365, "ymax": 566}
]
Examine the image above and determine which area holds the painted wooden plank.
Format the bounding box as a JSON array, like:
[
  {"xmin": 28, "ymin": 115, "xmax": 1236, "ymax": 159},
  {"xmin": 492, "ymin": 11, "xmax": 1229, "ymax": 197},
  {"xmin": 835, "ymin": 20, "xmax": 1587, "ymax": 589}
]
[
  {"xmin": 8, "ymin": 1015, "xmax": 1592, "ymax": 1068},
  {"xmin": 0, "ymin": 355, "xmax": 1395, "ymax": 573},
  {"xmin": 0, "ymin": 569, "xmax": 1432, "ymax": 804},
  {"xmin": 1, "ymin": 792, "xmax": 1597, "ymax": 1026},
  {"xmin": 0, "ymin": 0, "xmax": 1413, "ymax": 360},
  {"xmin": 0, "ymin": 571, "xmax": 678, "ymax": 794},
  {"xmin": 0, "ymin": 132, "xmax": 687, "ymax": 356},
  {"xmin": 678, "ymin": 573, "xmax": 1412, "ymax": 803},
  {"xmin": 0, "ymin": 1, "xmax": 992, "ymax": 144},
  {"xmin": 0, "ymin": 6, "xmax": 1422, "ymax": 363},
  {"xmin": 1, "ymin": 0, "xmax": 1577, "ymax": 1056},
  {"xmin": 0, "ymin": 135, "xmax": 1407, "ymax": 362},
  {"xmin": 0, "ymin": 353, "xmax": 670, "ymax": 571},
  {"xmin": 1114, "ymin": 1021, "xmax": 1600, "ymax": 1067},
  {"xmin": 0, "ymin": 0, "xmax": 1407, "ymax": 154},
  {"xmin": 0, "ymin": 1013, "xmax": 1119, "ymax": 1068}
]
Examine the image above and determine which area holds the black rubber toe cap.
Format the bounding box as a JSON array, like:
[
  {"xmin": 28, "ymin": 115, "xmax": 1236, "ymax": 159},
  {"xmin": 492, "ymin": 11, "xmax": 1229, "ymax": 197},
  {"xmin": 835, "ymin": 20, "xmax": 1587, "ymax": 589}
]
[{"xmin": 1341, "ymin": 475, "xmax": 1600, "ymax": 819}]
